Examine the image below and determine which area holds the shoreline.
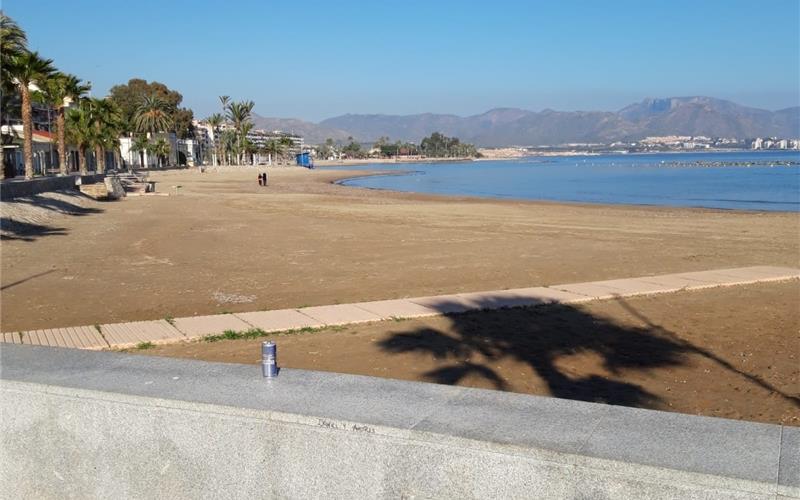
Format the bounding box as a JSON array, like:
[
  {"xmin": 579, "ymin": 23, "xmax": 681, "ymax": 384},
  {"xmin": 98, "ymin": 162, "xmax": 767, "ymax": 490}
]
[
  {"xmin": 323, "ymin": 164, "xmax": 799, "ymax": 215},
  {"xmin": 314, "ymin": 157, "xmax": 475, "ymax": 167}
]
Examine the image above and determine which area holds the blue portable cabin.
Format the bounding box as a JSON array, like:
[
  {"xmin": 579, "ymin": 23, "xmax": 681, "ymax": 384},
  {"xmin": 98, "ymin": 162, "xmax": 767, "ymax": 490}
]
[{"xmin": 296, "ymin": 152, "xmax": 314, "ymax": 168}]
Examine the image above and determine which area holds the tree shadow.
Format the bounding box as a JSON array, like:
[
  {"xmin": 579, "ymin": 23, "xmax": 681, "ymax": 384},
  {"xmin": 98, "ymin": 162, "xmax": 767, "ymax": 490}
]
[
  {"xmin": 4, "ymin": 193, "xmax": 104, "ymax": 216},
  {"xmin": 0, "ymin": 269, "xmax": 57, "ymax": 290},
  {"xmin": 612, "ymin": 296, "xmax": 800, "ymax": 408},
  {"xmin": 379, "ymin": 295, "xmax": 800, "ymax": 411},
  {"xmin": 0, "ymin": 218, "xmax": 68, "ymax": 241},
  {"xmin": 1, "ymin": 192, "xmax": 104, "ymax": 242},
  {"xmin": 380, "ymin": 297, "xmax": 688, "ymax": 408}
]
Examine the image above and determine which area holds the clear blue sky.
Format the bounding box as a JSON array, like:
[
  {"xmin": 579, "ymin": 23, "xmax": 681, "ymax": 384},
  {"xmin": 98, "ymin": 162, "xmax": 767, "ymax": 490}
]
[{"xmin": 6, "ymin": 0, "xmax": 799, "ymax": 121}]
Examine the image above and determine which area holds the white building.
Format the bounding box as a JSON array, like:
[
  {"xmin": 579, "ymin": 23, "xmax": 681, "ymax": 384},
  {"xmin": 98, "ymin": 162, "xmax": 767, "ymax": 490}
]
[
  {"xmin": 118, "ymin": 132, "xmax": 192, "ymax": 169},
  {"xmin": 176, "ymin": 138, "xmax": 203, "ymax": 166},
  {"xmin": 245, "ymin": 129, "xmax": 304, "ymax": 152}
]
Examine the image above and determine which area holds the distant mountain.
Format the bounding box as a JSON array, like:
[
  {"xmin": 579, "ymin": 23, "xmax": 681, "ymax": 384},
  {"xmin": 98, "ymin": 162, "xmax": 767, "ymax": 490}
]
[
  {"xmin": 316, "ymin": 97, "xmax": 799, "ymax": 147},
  {"xmin": 617, "ymin": 97, "xmax": 799, "ymax": 139},
  {"xmin": 318, "ymin": 113, "xmax": 465, "ymax": 144},
  {"xmin": 250, "ymin": 113, "xmax": 351, "ymax": 144},
  {"xmin": 253, "ymin": 97, "xmax": 799, "ymax": 147}
]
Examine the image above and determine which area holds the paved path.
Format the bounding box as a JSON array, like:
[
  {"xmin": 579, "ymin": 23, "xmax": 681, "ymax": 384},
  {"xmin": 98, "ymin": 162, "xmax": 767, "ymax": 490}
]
[{"xmin": 2, "ymin": 266, "xmax": 797, "ymax": 350}]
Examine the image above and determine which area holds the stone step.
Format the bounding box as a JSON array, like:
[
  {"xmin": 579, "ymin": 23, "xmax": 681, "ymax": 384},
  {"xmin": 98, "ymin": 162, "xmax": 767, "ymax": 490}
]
[{"xmin": 79, "ymin": 183, "xmax": 108, "ymax": 199}]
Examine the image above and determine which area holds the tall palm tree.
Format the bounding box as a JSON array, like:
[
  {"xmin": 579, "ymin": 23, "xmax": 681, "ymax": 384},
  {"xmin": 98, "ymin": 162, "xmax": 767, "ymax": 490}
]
[
  {"xmin": 102, "ymin": 129, "xmax": 122, "ymax": 171},
  {"xmin": 42, "ymin": 72, "xmax": 90, "ymax": 175},
  {"xmin": 6, "ymin": 51, "xmax": 56, "ymax": 179},
  {"xmin": 279, "ymin": 136, "xmax": 294, "ymax": 161},
  {"xmin": 87, "ymin": 98, "xmax": 121, "ymax": 174},
  {"xmin": 220, "ymin": 129, "xmax": 237, "ymax": 165},
  {"xmin": 205, "ymin": 113, "xmax": 223, "ymax": 166},
  {"xmin": 102, "ymin": 101, "xmax": 124, "ymax": 171},
  {"xmin": 134, "ymin": 95, "xmax": 172, "ymax": 135},
  {"xmin": 219, "ymin": 95, "xmax": 230, "ymax": 114},
  {"xmin": 0, "ymin": 14, "xmax": 27, "ymax": 179},
  {"xmin": 130, "ymin": 134, "xmax": 150, "ymax": 170},
  {"xmin": 226, "ymin": 100, "xmax": 254, "ymax": 165},
  {"xmin": 263, "ymin": 140, "xmax": 283, "ymax": 165},
  {"xmin": 239, "ymin": 121, "xmax": 255, "ymax": 165},
  {"xmin": 65, "ymin": 101, "xmax": 95, "ymax": 175},
  {"xmin": 0, "ymin": 13, "xmax": 27, "ymax": 93}
]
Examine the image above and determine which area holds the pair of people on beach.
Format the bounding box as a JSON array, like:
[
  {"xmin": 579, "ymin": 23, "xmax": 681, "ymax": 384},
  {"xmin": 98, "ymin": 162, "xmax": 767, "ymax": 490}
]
[{"xmin": 258, "ymin": 173, "xmax": 268, "ymax": 186}]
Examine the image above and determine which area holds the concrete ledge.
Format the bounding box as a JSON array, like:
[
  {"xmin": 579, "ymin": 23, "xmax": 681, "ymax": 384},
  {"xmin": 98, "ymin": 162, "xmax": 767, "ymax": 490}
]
[
  {"xmin": 0, "ymin": 174, "xmax": 104, "ymax": 200},
  {"xmin": 1, "ymin": 345, "xmax": 796, "ymax": 499}
]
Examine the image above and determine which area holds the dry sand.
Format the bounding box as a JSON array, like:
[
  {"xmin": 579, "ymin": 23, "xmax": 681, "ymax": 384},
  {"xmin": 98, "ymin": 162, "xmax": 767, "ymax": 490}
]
[
  {"xmin": 4, "ymin": 166, "xmax": 798, "ymax": 425},
  {"xmin": 1, "ymin": 166, "xmax": 798, "ymax": 333},
  {"xmin": 136, "ymin": 280, "xmax": 800, "ymax": 426}
]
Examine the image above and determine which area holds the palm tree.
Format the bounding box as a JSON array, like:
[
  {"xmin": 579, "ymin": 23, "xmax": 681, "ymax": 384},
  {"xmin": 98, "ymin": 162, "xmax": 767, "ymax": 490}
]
[
  {"xmin": 263, "ymin": 140, "xmax": 283, "ymax": 165},
  {"xmin": 226, "ymin": 100, "xmax": 254, "ymax": 165},
  {"xmin": 0, "ymin": 14, "xmax": 27, "ymax": 179},
  {"xmin": 239, "ymin": 122, "xmax": 255, "ymax": 165},
  {"xmin": 102, "ymin": 128, "xmax": 122, "ymax": 171},
  {"xmin": 149, "ymin": 137, "xmax": 170, "ymax": 168},
  {"xmin": 218, "ymin": 96, "xmax": 232, "ymax": 163},
  {"xmin": 6, "ymin": 51, "xmax": 56, "ymax": 179},
  {"xmin": 130, "ymin": 134, "xmax": 150, "ymax": 170},
  {"xmin": 134, "ymin": 95, "xmax": 172, "ymax": 135},
  {"xmin": 279, "ymin": 136, "xmax": 294, "ymax": 164},
  {"xmin": 219, "ymin": 95, "xmax": 230, "ymax": 114},
  {"xmin": 0, "ymin": 13, "xmax": 27, "ymax": 92},
  {"xmin": 133, "ymin": 95, "xmax": 171, "ymax": 170},
  {"xmin": 65, "ymin": 101, "xmax": 95, "ymax": 175},
  {"xmin": 220, "ymin": 129, "xmax": 237, "ymax": 165},
  {"xmin": 205, "ymin": 113, "xmax": 223, "ymax": 166},
  {"xmin": 87, "ymin": 98, "xmax": 121, "ymax": 174},
  {"xmin": 42, "ymin": 73, "xmax": 90, "ymax": 175}
]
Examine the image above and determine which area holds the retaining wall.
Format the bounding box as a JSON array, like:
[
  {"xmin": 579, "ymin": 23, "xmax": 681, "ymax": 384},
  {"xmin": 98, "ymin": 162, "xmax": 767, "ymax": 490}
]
[
  {"xmin": 0, "ymin": 174, "xmax": 104, "ymax": 200},
  {"xmin": 1, "ymin": 345, "xmax": 796, "ymax": 499}
]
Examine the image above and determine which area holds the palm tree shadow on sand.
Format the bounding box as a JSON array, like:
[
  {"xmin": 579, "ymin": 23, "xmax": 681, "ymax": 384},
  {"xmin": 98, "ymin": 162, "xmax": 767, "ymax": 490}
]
[
  {"xmin": 0, "ymin": 192, "xmax": 104, "ymax": 241},
  {"xmin": 378, "ymin": 295, "xmax": 800, "ymax": 410}
]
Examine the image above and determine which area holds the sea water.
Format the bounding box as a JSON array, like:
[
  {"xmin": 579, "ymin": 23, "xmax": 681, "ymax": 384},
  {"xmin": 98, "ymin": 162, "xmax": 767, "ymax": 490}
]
[{"xmin": 330, "ymin": 151, "xmax": 800, "ymax": 211}]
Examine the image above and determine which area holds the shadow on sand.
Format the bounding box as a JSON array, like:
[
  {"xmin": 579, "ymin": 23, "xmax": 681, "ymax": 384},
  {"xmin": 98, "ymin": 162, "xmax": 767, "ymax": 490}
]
[
  {"xmin": 378, "ymin": 295, "xmax": 800, "ymax": 411},
  {"xmin": 0, "ymin": 192, "xmax": 103, "ymax": 242}
]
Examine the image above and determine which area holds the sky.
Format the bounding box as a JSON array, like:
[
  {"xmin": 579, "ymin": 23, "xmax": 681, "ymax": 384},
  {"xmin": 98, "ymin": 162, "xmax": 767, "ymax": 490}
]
[{"xmin": 6, "ymin": 0, "xmax": 800, "ymax": 122}]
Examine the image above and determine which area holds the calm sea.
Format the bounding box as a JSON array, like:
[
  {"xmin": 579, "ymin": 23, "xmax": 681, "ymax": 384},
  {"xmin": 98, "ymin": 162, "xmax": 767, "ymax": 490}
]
[{"xmin": 328, "ymin": 151, "xmax": 800, "ymax": 211}]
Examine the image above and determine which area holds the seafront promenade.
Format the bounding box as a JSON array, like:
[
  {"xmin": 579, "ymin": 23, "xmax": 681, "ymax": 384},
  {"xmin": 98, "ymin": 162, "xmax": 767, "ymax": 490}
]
[{"xmin": 3, "ymin": 265, "xmax": 796, "ymax": 350}]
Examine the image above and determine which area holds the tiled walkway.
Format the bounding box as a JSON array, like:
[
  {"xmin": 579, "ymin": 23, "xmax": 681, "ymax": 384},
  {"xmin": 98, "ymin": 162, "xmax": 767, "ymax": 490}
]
[{"xmin": 2, "ymin": 266, "xmax": 797, "ymax": 350}]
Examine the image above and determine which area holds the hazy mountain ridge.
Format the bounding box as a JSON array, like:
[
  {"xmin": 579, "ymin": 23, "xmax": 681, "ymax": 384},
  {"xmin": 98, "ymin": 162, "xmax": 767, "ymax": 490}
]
[
  {"xmin": 250, "ymin": 113, "xmax": 351, "ymax": 143},
  {"xmin": 255, "ymin": 97, "xmax": 799, "ymax": 146}
]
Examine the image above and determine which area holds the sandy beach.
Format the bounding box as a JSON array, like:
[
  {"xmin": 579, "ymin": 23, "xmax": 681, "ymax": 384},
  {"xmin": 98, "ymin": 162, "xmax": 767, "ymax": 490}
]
[
  {"xmin": 2, "ymin": 166, "xmax": 798, "ymax": 332},
  {"xmin": 137, "ymin": 280, "xmax": 800, "ymax": 426},
  {"xmin": 2, "ymin": 166, "xmax": 799, "ymax": 425}
]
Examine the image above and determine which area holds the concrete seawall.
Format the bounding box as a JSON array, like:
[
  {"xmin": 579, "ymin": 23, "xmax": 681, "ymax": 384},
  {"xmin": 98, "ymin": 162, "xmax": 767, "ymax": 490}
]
[
  {"xmin": 1, "ymin": 345, "xmax": 797, "ymax": 499},
  {"xmin": 0, "ymin": 174, "xmax": 104, "ymax": 200}
]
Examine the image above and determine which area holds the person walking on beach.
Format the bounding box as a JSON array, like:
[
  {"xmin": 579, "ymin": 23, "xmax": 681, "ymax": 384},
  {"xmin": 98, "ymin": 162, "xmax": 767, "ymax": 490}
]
[
  {"xmin": 263, "ymin": 171, "xmax": 268, "ymax": 186},
  {"xmin": 258, "ymin": 173, "xmax": 264, "ymax": 186}
]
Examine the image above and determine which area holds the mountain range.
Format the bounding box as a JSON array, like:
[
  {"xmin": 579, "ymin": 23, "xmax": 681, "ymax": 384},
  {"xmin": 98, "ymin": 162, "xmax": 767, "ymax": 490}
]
[{"xmin": 252, "ymin": 97, "xmax": 799, "ymax": 147}]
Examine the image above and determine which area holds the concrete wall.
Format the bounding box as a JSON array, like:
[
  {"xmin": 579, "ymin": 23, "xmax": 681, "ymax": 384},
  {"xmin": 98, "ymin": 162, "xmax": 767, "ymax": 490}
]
[
  {"xmin": 0, "ymin": 174, "xmax": 104, "ymax": 200},
  {"xmin": 1, "ymin": 345, "xmax": 797, "ymax": 499}
]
